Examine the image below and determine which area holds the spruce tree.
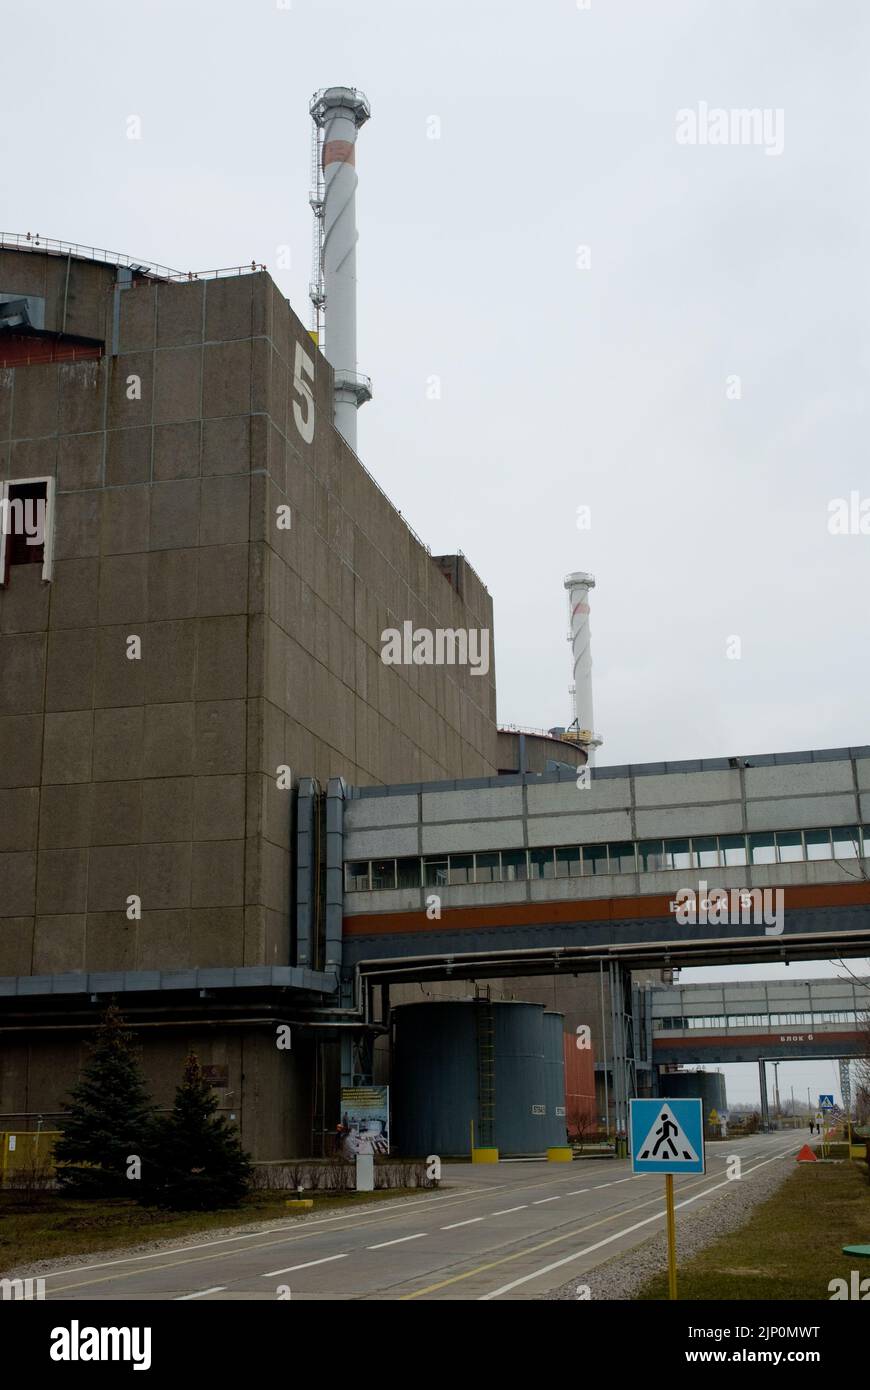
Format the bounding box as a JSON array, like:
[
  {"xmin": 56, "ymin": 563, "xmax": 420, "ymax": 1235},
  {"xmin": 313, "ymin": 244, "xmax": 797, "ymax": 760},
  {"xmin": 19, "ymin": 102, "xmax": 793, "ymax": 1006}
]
[
  {"xmin": 55, "ymin": 1005, "xmax": 156, "ymax": 1198},
  {"xmin": 142, "ymin": 1054, "xmax": 252, "ymax": 1210}
]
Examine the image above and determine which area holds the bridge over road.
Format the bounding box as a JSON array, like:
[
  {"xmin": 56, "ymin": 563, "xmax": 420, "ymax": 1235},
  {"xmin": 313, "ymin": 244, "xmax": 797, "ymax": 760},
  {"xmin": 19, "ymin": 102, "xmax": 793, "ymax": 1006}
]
[
  {"xmin": 322, "ymin": 745, "xmax": 870, "ymax": 984},
  {"xmin": 651, "ymin": 976, "xmax": 869, "ymax": 1065}
]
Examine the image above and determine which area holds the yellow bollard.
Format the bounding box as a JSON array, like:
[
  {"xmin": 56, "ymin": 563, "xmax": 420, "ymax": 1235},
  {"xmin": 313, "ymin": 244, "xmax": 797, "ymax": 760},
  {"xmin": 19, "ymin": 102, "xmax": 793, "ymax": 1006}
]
[{"xmin": 546, "ymin": 1147, "xmax": 573, "ymax": 1162}]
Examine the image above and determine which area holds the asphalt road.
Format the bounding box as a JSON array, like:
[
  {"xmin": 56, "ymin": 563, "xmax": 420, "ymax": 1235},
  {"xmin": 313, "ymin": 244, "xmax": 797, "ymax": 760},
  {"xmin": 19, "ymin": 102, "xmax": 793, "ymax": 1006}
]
[{"xmin": 42, "ymin": 1131, "xmax": 797, "ymax": 1301}]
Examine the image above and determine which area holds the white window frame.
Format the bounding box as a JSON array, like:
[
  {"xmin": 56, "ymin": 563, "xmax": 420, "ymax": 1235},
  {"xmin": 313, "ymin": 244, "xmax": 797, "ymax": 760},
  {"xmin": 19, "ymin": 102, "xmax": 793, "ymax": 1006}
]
[{"xmin": 0, "ymin": 475, "xmax": 55, "ymax": 584}]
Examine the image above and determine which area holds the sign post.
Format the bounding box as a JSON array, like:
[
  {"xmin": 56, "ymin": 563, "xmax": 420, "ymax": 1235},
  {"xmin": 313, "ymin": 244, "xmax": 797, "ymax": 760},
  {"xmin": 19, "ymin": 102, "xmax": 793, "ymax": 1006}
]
[
  {"xmin": 630, "ymin": 1098, "xmax": 705, "ymax": 1302},
  {"xmin": 665, "ymin": 1173, "xmax": 677, "ymax": 1300}
]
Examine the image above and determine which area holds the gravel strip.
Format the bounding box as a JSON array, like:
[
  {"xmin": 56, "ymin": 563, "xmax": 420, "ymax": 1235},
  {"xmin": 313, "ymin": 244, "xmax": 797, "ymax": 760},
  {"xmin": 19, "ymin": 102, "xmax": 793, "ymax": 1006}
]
[
  {"xmin": 4, "ymin": 1185, "xmax": 456, "ymax": 1283},
  {"xmin": 545, "ymin": 1147, "xmax": 797, "ymax": 1300}
]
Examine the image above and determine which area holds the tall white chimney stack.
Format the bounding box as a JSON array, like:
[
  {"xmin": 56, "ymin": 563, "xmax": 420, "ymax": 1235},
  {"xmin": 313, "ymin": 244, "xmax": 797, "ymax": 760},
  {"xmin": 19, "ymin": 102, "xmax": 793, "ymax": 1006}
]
[
  {"xmin": 309, "ymin": 87, "xmax": 371, "ymax": 454},
  {"xmin": 564, "ymin": 571, "xmax": 602, "ymax": 764}
]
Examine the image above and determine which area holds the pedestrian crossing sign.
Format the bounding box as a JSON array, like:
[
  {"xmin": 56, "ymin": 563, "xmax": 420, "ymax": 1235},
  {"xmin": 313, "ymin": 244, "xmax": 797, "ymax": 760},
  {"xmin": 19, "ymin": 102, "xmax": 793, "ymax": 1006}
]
[{"xmin": 630, "ymin": 1098, "xmax": 705, "ymax": 1174}]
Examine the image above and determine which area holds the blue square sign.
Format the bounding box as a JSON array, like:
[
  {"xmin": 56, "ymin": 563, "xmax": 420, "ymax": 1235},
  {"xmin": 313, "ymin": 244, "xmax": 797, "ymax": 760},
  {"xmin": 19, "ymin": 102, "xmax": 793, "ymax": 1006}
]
[
  {"xmin": 630, "ymin": 1098, "xmax": 705, "ymax": 1175},
  {"xmin": 819, "ymin": 1094, "xmax": 835, "ymax": 1111}
]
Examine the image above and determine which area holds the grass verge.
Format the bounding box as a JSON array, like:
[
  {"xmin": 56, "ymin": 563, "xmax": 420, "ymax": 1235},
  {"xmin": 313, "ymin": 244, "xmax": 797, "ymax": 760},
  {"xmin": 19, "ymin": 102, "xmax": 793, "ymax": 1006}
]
[
  {"xmin": 0, "ymin": 1188, "xmax": 420, "ymax": 1272},
  {"xmin": 637, "ymin": 1159, "xmax": 870, "ymax": 1300}
]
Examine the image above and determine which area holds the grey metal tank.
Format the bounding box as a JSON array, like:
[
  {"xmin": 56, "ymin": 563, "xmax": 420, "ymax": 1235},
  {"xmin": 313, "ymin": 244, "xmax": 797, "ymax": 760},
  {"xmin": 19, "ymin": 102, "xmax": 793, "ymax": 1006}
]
[
  {"xmin": 542, "ymin": 1011, "xmax": 568, "ymax": 1147},
  {"xmin": 392, "ymin": 999, "xmax": 551, "ymax": 1156}
]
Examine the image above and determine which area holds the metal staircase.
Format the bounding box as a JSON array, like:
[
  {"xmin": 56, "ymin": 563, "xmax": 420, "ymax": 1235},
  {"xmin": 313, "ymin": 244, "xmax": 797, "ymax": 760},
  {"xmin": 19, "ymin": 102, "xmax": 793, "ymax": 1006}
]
[{"xmin": 475, "ymin": 989, "xmax": 496, "ymax": 1148}]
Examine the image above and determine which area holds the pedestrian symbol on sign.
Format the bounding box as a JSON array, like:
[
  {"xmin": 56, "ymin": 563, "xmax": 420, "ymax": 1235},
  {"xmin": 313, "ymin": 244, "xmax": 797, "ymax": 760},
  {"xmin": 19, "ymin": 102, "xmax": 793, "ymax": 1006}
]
[
  {"xmin": 638, "ymin": 1104, "xmax": 700, "ymax": 1163},
  {"xmin": 630, "ymin": 1098, "xmax": 704, "ymax": 1174}
]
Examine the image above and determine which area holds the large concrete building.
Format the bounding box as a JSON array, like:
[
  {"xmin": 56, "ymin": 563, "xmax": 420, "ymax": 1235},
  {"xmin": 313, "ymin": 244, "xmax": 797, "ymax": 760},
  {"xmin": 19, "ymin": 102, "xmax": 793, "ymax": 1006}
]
[{"xmin": 0, "ymin": 240, "xmax": 507, "ymax": 1157}]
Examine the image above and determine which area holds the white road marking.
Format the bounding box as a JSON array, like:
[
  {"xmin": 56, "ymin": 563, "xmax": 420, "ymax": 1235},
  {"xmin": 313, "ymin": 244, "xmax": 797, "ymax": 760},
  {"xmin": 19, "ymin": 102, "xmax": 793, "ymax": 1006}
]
[
  {"xmin": 533, "ymin": 1197, "xmax": 561, "ymax": 1205},
  {"xmin": 441, "ymin": 1218, "xmax": 484, "ymax": 1230},
  {"xmin": 33, "ymin": 1187, "xmax": 481, "ymax": 1280},
  {"xmin": 262, "ymin": 1253, "xmax": 348, "ymax": 1277},
  {"xmin": 175, "ymin": 1286, "xmax": 226, "ymax": 1300},
  {"xmin": 567, "ymin": 1189, "xmax": 589, "ymax": 1195},
  {"xmin": 491, "ymin": 1206, "xmax": 528, "ymax": 1216},
  {"xmin": 368, "ymin": 1233, "xmax": 427, "ymax": 1250},
  {"xmin": 479, "ymin": 1144, "xmax": 797, "ymax": 1300}
]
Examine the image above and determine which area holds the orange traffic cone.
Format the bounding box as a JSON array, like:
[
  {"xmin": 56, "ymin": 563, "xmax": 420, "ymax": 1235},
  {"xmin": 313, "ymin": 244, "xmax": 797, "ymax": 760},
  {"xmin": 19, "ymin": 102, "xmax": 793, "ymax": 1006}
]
[{"xmin": 796, "ymin": 1144, "xmax": 817, "ymax": 1162}]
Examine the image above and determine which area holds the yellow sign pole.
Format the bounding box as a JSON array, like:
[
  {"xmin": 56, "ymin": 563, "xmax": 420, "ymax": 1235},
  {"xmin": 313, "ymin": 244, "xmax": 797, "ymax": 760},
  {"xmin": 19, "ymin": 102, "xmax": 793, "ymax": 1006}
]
[{"xmin": 665, "ymin": 1173, "xmax": 678, "ymax": 1300}]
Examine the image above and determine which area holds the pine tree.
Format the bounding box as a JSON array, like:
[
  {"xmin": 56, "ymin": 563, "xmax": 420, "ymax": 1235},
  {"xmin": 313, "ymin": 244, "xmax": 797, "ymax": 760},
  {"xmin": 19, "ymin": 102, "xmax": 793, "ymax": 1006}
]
[
  {"xmin": 55, "ymin": 1005, "xmax": 156, "ymax": 1199},
  {"xmin": 142, "ymin": 1054, "xmax": 252, "ymax": 1211}
]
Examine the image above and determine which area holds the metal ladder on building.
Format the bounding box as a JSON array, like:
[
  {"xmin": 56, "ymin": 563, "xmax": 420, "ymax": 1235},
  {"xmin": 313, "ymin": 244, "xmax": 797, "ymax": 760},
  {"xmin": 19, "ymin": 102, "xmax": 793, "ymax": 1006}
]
[{"xmin": 475, "ymin": 990, "xmax": 496, "ymax": 1149}]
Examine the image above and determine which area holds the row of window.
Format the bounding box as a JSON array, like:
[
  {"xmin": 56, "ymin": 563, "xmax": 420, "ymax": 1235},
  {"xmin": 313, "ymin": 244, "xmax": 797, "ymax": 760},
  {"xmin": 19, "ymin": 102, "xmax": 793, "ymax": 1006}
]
[
  {"xmin": 345, "ymin": 825, "xmax": 870, "ymax": 892},
  {"xmin": 655, "ymin": 1010, "xmax": 861, "ymax": 1031}
]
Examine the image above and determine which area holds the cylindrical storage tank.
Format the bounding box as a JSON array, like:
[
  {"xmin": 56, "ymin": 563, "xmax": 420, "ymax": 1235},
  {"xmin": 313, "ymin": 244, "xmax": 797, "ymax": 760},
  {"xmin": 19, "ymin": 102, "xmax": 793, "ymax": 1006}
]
[
  {"xmin": 492, "ymin": 1001, "xmax": 548, "ymax": 1154},
  {"xmin": 392, "ymin": 1001, "xmax": 550, "ymax": 1157},
  {"xmin": 660, "ymin": 1070, "xmax": 727, "ymax": 1117},
  {"xmin": 542, "ymin": 1013, "xmax": 568, "ymax": 1147}
]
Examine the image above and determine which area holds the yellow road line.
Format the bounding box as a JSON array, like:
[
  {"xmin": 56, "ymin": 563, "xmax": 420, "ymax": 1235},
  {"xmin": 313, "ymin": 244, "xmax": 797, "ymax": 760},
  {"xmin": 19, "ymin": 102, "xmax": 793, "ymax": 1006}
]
[
  {"xmin": 398, "ymin": 1146, "xmax": 794, "ymax": 1300},
  {"xmin": 43, "ymin": 1174, "xmax": 575, "ymax": 1294},
  {"xmin": 43, "ymin": 1164, "xmax": 659, "ymax": 1294},
  {"xmin": 46, "ymin": 1140, "xmax": 788, "ymax": 1297}
]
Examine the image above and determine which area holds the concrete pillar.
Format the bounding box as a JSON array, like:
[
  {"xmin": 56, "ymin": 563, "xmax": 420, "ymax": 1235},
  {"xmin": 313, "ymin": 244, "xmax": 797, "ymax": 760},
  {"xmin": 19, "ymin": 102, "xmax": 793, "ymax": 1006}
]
[{"xmin": 758, "ymin": 1059, "xmax": 770, "ymax": 1131}]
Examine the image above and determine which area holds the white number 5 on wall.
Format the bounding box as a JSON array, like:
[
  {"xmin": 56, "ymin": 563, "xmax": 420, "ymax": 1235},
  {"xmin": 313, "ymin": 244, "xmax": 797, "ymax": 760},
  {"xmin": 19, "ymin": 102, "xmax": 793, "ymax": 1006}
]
[{"xmin": 292, "ymin": 341, "xmax": 315, "ymax": 444}]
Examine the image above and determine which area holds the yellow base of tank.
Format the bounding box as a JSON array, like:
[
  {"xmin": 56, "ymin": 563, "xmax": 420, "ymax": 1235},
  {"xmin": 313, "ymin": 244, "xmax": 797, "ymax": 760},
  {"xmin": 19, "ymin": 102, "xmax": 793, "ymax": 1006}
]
[
  {"xmin": 546, "ymin": 1147, "xmax": 573, "ymax": 1162},
  {"xmin": 471, "ymin": 1147, "xmax": 499, "ymax": 1164},
  {"xmin": 285, "ymin": 1198, "xmax": 314, "ymax": 1209}
]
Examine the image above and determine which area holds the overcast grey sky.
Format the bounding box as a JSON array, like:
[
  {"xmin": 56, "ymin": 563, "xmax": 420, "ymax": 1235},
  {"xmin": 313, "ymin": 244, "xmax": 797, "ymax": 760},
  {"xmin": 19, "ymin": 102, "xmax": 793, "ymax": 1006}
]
[
  {"xmin": 5, "ymin": 0, "xmax": 868, "ymax": 764},
  {"xmin": 4, "ymin": 0, "xmax": 867, "ymax": 1102}
]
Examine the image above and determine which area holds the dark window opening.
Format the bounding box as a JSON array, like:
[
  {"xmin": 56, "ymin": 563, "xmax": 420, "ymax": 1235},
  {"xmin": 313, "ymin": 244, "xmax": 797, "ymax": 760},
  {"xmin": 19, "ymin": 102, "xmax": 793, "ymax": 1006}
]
[{"xmin": 2, "ymin": 478, "xmax": 52, "ymax": 584}]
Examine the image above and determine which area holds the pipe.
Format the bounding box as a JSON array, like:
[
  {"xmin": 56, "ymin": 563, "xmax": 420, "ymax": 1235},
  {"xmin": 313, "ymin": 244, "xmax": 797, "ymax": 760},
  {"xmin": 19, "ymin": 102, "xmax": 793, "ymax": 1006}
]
[
  {"xmin": 346, "ymin": 923, "xmax": 870, "ymax": 977},
  {"xmin": 325, "ymin": 777, "xmax": 347, "ymax": 975}
]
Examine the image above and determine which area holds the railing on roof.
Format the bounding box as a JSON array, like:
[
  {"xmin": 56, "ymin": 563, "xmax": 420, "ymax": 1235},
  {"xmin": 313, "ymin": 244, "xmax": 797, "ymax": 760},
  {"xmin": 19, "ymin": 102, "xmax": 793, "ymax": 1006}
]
[
  {"xmin": 498, "ymin": 724, "xmax": 575, "ymax": 741},
  {"xmin": 0, "ymin": 232, "xmax": 265, "ymax": 282},
  {"xmin": 455, "ymin": 548, "xmax": 490, "ymax": 595},
  {"xmin": 328, "ymin": 412, "xmax": 432, "ymax": 559},
  {"xmin": 1, "ymin": 233, "xmax": 487, "ymax": 589}
]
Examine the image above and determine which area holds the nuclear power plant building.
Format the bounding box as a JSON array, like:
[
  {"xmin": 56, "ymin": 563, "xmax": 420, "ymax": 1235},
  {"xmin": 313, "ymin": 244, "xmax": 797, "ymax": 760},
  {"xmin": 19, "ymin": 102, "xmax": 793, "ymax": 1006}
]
[{"xmin": 0, "ymin": 238, "xmax": 515, "ymax": 1157}]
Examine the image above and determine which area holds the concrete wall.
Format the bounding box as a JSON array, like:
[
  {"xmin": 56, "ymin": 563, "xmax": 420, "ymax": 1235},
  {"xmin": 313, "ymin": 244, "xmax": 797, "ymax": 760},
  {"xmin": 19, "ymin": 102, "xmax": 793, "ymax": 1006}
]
[
  {"xmin": 0, "ymin": 1025, "xmax": 312, "ymax": 1159},
  {"xmin": 0, "ymin": 247, "xmax": 499, "ymax": 1156},
  {"xmin": 0, "ymin": 248, "xmax": 498, "ymax": 980}
]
